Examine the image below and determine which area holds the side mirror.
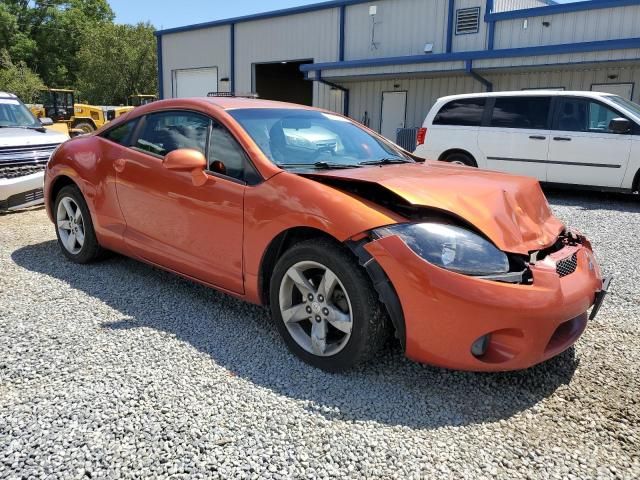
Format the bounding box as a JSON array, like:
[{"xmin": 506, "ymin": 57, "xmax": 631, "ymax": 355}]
[
  {"xmin": 163, "ymin": 148, "xmax": 209, "ymax": 186},
  {"xmin": 609, "ymin": 117, "xmax": 631, "ymax": 134},
  {"xmin": 39, "ymin": 117, "xmax": 54, "ymax": 126}
]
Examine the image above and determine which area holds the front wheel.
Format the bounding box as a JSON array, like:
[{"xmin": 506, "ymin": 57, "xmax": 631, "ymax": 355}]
[
  {"xmin": 443, "ymin": 151, "xmax": 476, "ymax": 167},
  {"xmin": 54, "ymin": 185, "xmax": 104, "ymax": 263},
  {"xmin": 270, "ymin": 239, "xmax": 388, "ymax": 372}
]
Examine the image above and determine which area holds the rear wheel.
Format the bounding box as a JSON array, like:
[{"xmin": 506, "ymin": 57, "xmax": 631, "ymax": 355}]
[
  {"xmin": 443, "ymin": 151, "xmax": 476, "ymax": 167},
  {"xmin": 270, "ymin": 239, "xmax": 388, "ymax": 372},
  {"xmin": 54, "ymin": 185, "xmax": 104, "ymax": 263}
]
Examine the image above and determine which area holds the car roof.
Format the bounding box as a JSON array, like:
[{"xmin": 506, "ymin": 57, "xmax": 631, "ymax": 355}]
[
  {"xmin": 0, "ymin": 92, "xmax": 18, "ymax": 99},
  {"xmin": 162, "ymin": 96, "xmax": 317, "ymax": 111},
  {"xmin": 437, "ymin": 90, "xmax": 619, "ymax": 102}
]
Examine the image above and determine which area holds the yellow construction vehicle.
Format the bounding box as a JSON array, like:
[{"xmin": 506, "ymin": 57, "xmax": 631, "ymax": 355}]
[
  {"xmin": 128, "ymin": 94, "xmax": 157, "ymax": 107},
  {"xmin": 29, "ymin": 88, "xmax": 131, "ymax": 135}
]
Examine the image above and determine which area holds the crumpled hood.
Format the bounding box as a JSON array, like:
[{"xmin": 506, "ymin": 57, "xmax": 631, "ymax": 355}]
[{"xmin": 304, "ymin": 162, "xmax": 564, "ymax": 254}]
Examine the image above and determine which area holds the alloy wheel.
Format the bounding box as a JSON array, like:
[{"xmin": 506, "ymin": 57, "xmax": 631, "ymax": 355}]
[{"xmin": 56, "ymin": 197, "xmax": 85, "ymax": 255}]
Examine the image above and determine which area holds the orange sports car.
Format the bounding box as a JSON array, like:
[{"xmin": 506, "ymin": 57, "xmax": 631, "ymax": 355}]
[{"xmin": 43, "ymin": 96, "xmax": 611, "ymax": 372}]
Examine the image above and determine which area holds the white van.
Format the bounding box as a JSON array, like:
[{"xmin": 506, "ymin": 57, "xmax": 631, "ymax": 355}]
[{"xmin": 414, "ymin": 91, "xmax": 640, "ymax": 192}]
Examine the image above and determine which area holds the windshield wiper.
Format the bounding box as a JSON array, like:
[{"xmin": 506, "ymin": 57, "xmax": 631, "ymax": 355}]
[
  {"xmin": 277, "ymin": 161, "xmax": 360, "ymax": 170},
  {"xmin": 359, "ymin": 157, "xmax": 412, "ymax": 166},
  {"xmin": 0, "ymin": 125, "xmax": 46, "ymax": 132}
]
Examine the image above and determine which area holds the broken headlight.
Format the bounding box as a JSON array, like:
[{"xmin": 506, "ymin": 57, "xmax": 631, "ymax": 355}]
[{"xmin": 373, "ymin": 223, "xmax": 509, "ymax": 276}]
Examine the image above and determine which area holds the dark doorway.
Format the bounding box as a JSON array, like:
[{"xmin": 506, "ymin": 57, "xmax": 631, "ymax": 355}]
[{"xmin": 254, "ymin": 60, "xmax": 313, "ymax": 106}]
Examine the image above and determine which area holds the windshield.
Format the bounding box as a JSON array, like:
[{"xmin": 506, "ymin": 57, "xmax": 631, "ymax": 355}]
[
  {"xmin": 228, "ymin": 108, "xmax": 412, "ymax": 168},
  {"xmin": 0, "ymin": 98, "xmax": 41, "ymax": 128},
  {"xmin": 606, "ymin": 95, "xmax": 640, "ymax": 120}
]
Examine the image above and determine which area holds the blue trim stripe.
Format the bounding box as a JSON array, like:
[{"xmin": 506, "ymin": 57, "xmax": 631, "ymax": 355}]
[
  {"xmin": 156, "ymin": 35, "xmax": 163, "ymax": 99},
  {"xmin": 230, "ymin": 23, "xmax": 235, "ymax": 92},
  {"xmin": 300, "ymin": 37, "xmax": 640, "ymax": 72},
  {"xmin": 339, "ymin": 5, "xmax": 346, "ymax": 61},
  {"xmin": 486, "ymin": 0, "xmax": 640, "ymax": 21},
  {"xmin": 446, "ymin": 0, "xmax": 455, "ymax": 53},
  {"xmin": 155, "ymin": 0, "xmax": 373, "ymax": 36},
  {"xmin": 486, "ymin": 0, "xmax": 495, "ymax": 50}
]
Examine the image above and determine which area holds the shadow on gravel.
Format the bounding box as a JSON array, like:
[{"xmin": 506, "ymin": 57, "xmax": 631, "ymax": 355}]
[
  {"xmin": 13, "ymin": 240, "xmax": 579, "ymax": 430},
  {"xmin": 543, "ymin": 187, "xmax": 640, "ymax": 212}
]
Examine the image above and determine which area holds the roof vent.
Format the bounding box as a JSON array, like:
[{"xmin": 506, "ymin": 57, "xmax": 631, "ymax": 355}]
[{"xmin": 455, "ymin": 7, "xmax": 480, "ymax": 35}]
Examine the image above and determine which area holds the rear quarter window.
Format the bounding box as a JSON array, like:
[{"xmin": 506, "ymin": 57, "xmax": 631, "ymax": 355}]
[{"xmin": 433, "ymin": 98, "xmax": 485, "ymax": 126}]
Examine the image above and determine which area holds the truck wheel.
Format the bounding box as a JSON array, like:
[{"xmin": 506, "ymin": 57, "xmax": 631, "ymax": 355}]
[{"xmin": 73, "ymin": 121, "xmax": 95, "ymax": 134}]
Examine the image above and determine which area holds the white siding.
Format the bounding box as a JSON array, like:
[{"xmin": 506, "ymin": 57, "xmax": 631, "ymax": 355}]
[
  {"xmin": 494, "ymin": 5, "xmax": 640, "ymax": 49},
  {"xmin": 344, "ymin": 0, "xmax": 449, "ymax": 59},
  {"xmin": 493, "ymin": 0, "xmax": 550, "ymax": 13},
  {"xmin": 474, "ymin": 48, "xmax": 640, "ymax": 69},
  {"xmin": 234, "ymin": 8, "xmax": 340, "ymax": 104},
  {"xmin": 486, "ymin": 65, "xmax": 640, "ymax": 102},
  {"xmin": 451, "ymin": 0, "xmax": 488, "ymax": 52},
  {"xmin": 161, "ymin": 26, "xmax": 231, "ymax": 99},
  {"xmin": 346, "ymin": 75, "xmax": 484, "ymax": 131}
]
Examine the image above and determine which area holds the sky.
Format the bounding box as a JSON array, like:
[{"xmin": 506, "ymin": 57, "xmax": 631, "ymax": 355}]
[{"xmin": 109, "ymin": 0, "xmax": 581, "ymax": 30}]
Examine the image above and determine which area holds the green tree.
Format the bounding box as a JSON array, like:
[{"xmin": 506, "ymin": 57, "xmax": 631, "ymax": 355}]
[
  {"xmin": 76, "ymin": 21, "xmax": 157, "ymax": 105},
  {"xmin": 0, "ymin": 50, "xmax": 45, "ymax": 102},
  {"xmin": 0, "ymin": 0, "xmax": 114, "ymax": 87}
]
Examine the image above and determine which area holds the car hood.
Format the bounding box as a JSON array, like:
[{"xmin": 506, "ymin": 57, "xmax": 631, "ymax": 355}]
[
  {"xmin": 303, "ymin": 162, "xmax": 564, "ymax": 254},
  {"xmin": 0, "ymin": 127, "xmax": 68, "ymax": 147}
]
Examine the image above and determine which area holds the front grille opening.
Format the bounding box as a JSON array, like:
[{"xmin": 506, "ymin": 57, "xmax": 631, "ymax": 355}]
[{"xmin": 556, "ymin": 253, "xmax": 578, "ymax": 277}]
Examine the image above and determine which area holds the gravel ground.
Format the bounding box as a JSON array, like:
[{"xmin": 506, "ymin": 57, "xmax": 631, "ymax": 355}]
[{"xmin": 1, "ymin": 190, "xmax": 639, "ymax": 480}]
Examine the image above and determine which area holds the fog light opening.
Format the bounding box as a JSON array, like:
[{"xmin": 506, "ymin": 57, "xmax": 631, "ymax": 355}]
[{"xmin": 471, "ymin": 334, "xmax": 491, "ymax": 358}]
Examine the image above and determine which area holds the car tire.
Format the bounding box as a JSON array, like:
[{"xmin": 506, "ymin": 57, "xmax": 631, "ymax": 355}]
[
  {"xmin": 54, "ymin": 185, "xmax": 104, "ymax": 263},
  {"xmin": 444, "ymin": 152, "xmax": 476, "ymax": 167},
  {"xmin": 270, "ymin": 238, "xmax": 389, "ymax": 372}
]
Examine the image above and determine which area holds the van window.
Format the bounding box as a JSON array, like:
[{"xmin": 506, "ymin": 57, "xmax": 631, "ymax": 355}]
[
  {"xmin": 433, "ymin": 98, "xmax": 485, "ymax": 126},
  {"xmin": 555, "ymin": 98, "xmax": 626, "ymax": 133},
  {"xmin": 490, "ymin": 97, "xmax": 551, "ymax": 129}
]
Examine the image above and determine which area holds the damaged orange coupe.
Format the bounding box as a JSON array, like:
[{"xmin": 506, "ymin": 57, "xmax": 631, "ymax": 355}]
[{"xmin": 44, "ymin": 96, "xmax": 611, "ymax": 372}]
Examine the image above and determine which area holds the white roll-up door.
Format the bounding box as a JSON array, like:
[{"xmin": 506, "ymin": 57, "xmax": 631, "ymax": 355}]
[{"xmin": 173, "ymin": 67, "xmax": 218, "ymax": 98}]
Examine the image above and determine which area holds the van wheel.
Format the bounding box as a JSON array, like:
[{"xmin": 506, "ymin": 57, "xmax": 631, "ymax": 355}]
[
  {"xmin": 443, "ymin": 152, "xmax": 476, "ymax": 167},
  {"xmin": 270, "ymin": 239, "xmax": 389, "ymax": 372}
]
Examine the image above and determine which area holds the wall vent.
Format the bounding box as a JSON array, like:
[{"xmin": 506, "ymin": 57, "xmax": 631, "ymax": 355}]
[{"xmin": 455, "ymin": 7, "xmax": 480, "ymax": 35}]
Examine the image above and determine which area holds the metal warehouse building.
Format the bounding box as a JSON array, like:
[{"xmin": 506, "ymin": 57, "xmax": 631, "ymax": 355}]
[{"xmin": 155, "ymin": 0, "xmax": 640, "ymax": 141}]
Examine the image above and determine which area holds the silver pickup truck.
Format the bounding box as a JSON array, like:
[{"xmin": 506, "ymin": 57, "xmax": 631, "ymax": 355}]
[{"xmin": 0, "ymin": 92, "xmax": 68, "ymax": 212}]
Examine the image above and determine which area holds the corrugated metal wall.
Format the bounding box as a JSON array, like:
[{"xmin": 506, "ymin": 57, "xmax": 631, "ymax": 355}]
[
  {"xmin": 451, "ymin": 0, "xmax": 488, "ymax": 52},
  {"xmin": 493, "ymin": 0, "xmax": 550, "ymax": 13},
  {"xmin": 346, "ymin": 75, "xmax": 484, "ymax": 132},
  {"xmin": 344, "ymin": 0, "xmax": 449, "ymax": 59},
  {"xmin": 494, "ymin": 5, "xmax": 640, "ymax": 49},
  {"xmin": 235, "ymin": 9, "xmax": 340, "ymax": 108},
  {"xmin": 161, "ymin": 26, "xmax": 231, "ymax": 99}
]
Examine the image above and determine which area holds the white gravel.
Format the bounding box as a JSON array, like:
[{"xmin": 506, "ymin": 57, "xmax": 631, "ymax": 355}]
[{"xmin": 1, "ymin": 190, "xmax": 639, "ymax": 480}]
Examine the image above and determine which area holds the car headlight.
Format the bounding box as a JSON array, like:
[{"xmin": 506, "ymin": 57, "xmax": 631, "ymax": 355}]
[{"xmin": 373, "ymin": 223, "xmax": 509, "ymax": 276}]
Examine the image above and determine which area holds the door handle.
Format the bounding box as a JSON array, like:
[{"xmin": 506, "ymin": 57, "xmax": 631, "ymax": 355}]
[
  {"xmin": 114, "ymin": 158, "xmax": 126, "ymax": 173},
  {"xmin": 529, "ymin": 135, "xmax": 546, "ymax": 140},
  {"xmin": 553, "ymin": 137, "xmax": 572, "ymax": 141}
]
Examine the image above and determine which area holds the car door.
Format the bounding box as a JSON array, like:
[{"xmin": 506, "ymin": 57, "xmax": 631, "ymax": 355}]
[
  {"xmin": 114, "ymin": 110, "xmax": 246, "ymax": 294},
  {"xmin": 478, "ymin": 96, "xmax": 552, "ymax": 181},
  {"xmin": 547, "ymin": 97, "xmax": 631, "ymax": 188}
]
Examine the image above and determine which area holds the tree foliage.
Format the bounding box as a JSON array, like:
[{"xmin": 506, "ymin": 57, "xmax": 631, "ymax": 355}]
[
  {"xmin": 0, "ymin": 49, "xmax": 45, "ymax": 103},
  {"xmin": 77, "ymin": 22, "xmax": 157, "ymax": 105},
  {"xmin": 0, "ymin": 1, "xmax": 157, "ymax": 104}
]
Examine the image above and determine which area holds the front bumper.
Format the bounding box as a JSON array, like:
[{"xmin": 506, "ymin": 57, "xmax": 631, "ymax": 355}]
[
  {"xmin": 0, "ymin": 172, "xmax": 45, "ymax": 211},
  {"xmin": 365, "ymin": 235, "xmax": 604, "ymax": 372}
]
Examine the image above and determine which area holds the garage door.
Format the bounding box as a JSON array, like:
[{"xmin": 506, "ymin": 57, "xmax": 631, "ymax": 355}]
[{"xmin": 173, "ymin": 67, "xmax": 218, "ymax": 98}]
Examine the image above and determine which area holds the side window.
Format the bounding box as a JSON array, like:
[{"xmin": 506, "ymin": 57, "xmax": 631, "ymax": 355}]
[
  {"xmin": 208, "ymin": 121, "xmax": 260, "ymax": 183},
  {"xmin": 490, "ymin": 97, "xmax": 551, "ymax": 129},
  {"xmin": 134, "ymin": 111, "xmax": 209, "ymax": 157},
  {"xmin": 433, "ymin": 98, "xmax": 485, "ymax": 126},
  {"xmin": 555, "ymin": 99, "xmax": 624, "ymax": 133},
  {"xmin": 102, "ymin": 120, "xmax": 137, "ymax": 146}
]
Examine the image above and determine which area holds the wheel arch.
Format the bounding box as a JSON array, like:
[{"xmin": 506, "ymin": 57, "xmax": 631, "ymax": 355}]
[
  {"xmin": 633, "ymin": 168, "xmax": 640, "ymax": 193},
  {"xmin": 72, "ymin": 117, "xmax": 97, "ymax": 130},
  {"xmin": 258, "ymin": 226, "xmax": 406, "ymax": 350},
  {"xmin": 438, "ymin": 148, "xmax": 478, "ymax": 167},
  {"xmin": 48, "ymin": 175, "xmax": 79, "ymax": 213}
]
